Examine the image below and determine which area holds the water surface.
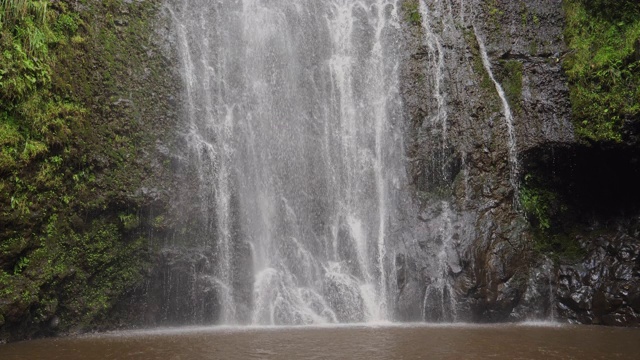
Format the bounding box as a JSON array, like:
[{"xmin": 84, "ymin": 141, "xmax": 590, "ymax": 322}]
[{"xmin": 1, "ymin": 323, "xmax": 639, "ymax": 359}]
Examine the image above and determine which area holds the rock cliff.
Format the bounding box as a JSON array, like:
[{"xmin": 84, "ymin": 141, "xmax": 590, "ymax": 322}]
[{"xmin": 398, "ymin": 0, "xmax": 639, "ymax": 325}]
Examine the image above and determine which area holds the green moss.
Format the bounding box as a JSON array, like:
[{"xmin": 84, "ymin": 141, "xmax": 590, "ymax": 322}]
[
  {"xmin": 519, "ymin": 1, "xmax": 541, "ymax": 30},
  {"xmin": 484, "ymin": 0, "xmax": 505, "ymax": 31},
  {"xmin": 563, "ymin": 0, "xmax": 640, "ymax": 142},
  {"xmin": 54, "ymin": 13, "xmax": 80, "ymax": 35},
  {"xmin": 464, "ymin": 30, "xmax": 493, "ymax": 92},
  {"xmin": 401, "ymin": 0, "xmax": 421, "ymax": 26},
  {"xmin": 520, "ymin": 173, "xmax": 585, "ymax": 262},
  {"xmin": 498, "ymin": 60, "xmax": 523, "ymax": 114},
  {"xmin": 119, "ymin": 213, "xmax": 140, "ymax": 231},
  {"xmin": 1, "ymin": 0, "xmax": 175, "ymax": 340},
  {"xmin": 463, "ymin": 29, "xmax": 501, "ymax": 116},
  {"xmin": 152, "ymin": 215, "xmax": 166, "ymax": 230}
]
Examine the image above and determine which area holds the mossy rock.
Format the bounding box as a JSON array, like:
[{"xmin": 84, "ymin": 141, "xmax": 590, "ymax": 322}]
[{"xmin": 0, "ymin": 0, "xmax": 179, "ymax": 342}]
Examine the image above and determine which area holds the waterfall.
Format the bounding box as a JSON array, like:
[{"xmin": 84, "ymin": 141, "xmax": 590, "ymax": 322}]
[
  {"xmin": 473, "ymin": 27, "xmax": 520, "ymax": 195},
  {"xmin": 167, "ymin": 0, "xmax": 405, "ymax": 325}
]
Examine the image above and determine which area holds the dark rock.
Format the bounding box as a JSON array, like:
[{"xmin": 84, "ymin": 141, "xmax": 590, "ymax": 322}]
[
  {"xmin": 398, "ymin": 0, "xmax": 640, "ymax": 328},
  {"xmin": 396, "ymin": 278, "xmax": 424, "ymax": 321},
  {"xmin": 49, "ymin": 317, "xmax": 60, "ymax": 330},
  {"xmin": 323, "ymin": 273, "xmax": 365, "ymax": 323},
  {"xmin": 140, "ymin": 248, "xmax": 223, "ymax": 325},
  {"xmin": 397, "ymin": 0, "xmax": 574, "ymax": 324},
  {"xmin": 423, "ymin": 283, "xmax": 455, "ymax": 322},
  {"xmin": 556, "ymin": 229, "xmax": 640, "ymax": 326}
]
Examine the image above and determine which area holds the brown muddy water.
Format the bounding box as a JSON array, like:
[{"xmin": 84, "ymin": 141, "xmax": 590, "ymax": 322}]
[{"xmin": 1, "ymin": 323, "xmax": 639, "ymax": 359}]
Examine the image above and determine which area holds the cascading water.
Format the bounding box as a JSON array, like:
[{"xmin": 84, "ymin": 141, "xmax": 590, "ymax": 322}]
[
  {"xmin": 473, "ymin": 27, "xmax": 520, "ymax": 195},
  {"xmin": 166, "ymin": 0, "xmax": 406, "ymax": 325},
  {"xmin": 415, "ymin": 0, "xmax": 459, "ymax": 322},
  {"xmin": 419, "ymin": 0, "xmax": 447, "ymax": 144}
]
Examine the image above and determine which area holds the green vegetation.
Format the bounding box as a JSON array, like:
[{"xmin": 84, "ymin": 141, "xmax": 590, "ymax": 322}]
[
  {"xmin": 520, "ymin": 175, "xmax": 559, "ymax": 232},
  {"xmin": 463, "ymin": 29, "xmax": 501, "ymax": 114},
  {"xmin": 520, "ymin": 174, "xmax": 583, "ymax": 262},
  {"xmin": 1, "ymin": 0, "xmax": 176, "ymax": 341},
  {"xmin": 464, "ymin": 30, "xmax": 493, "ymax": 92},
  {"xmin": 484, "ymin": 0, "xmax": 505, "ymax": 31},
  {"xmin": 520, "ymin": 0, "xmax": 640, "ymax": 262},
  {"xmin": 402, "ymin": 0, "xmax": 421, "ymax": 26},
  {"xmin": 498, "ymin": 60, "xmax": 523, "ymax": 114},
  {"xmin": 563, "ymin": 0, "xmax": 640, "ymax": 142},
  {"xmin": 519, "ymin": 1, "xmax": 540, "ymax": 30}
]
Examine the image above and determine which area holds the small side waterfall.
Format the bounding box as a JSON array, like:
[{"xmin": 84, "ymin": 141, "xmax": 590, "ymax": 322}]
[
  {"xmin": 416, "ymin": 0, "xmax": 459, "ymax": 322},
  {"xmin": 473, "ymin": 27, "xmax": 520, "ymax": 194},
  {"xmin": 409, "ymin": 0, "xmax": 525, "ymax": 321},
  {"xmin": 167, "ymin": 0, "xmax": 406, "ymax": 325},
  {"xmin": 419, "ymin": 0, "xmax": 447, "ymax": 148},
  {"xmin": 420, "ymin": 201, "xmax": 458, "ymax": 322}
]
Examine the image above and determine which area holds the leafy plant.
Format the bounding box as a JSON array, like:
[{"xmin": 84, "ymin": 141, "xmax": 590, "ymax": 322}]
[
  {"xmin": 0, "ymin": 0, "xmax": 48, "ymax": 26},
  {"xmin": 519, "ymin": 172, "xmax": 586, "ymax": 262},
  {"xmin": 13, "ymin": 256, "xmax": 29, "ymax": 274},
  {"xmin": 563, "ymin": 0, "xmax": 640, "ymax": 142},
  {"xmin": 520, "ymin": 175, "xmax": 555, "ymax": 231}
]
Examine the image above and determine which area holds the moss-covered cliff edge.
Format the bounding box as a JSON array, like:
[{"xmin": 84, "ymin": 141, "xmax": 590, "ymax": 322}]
[{"xmin": 0, "ymin": 0, "xmax": 180, "ymax": 342}]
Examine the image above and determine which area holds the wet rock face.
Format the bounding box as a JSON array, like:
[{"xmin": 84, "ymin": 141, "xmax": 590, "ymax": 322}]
[
  {"xmin": 323, "ymin": 274, "xmax": 365, "ymax": 323},
  {"xmin": 517, "ymin": 133, "xmax": 640, "ymax": 325},
  {"xmin": 477, "ymin": 0, "xmax": 574, "ymax": 149},
  {"xmin": 143, "ymin": 248, "xmax": 223, "ymax": 325},
  {"xmin": 509, "ymin": 257, "xmax": 555, "ymax": 321},
  {"xmin": 557, "ymin": 233, "xmax": 640, "ymax": 326},
  {"xmin": 397, "ymin": 0, "xmax": 571, "ymax": 323},
  {"xmin": 137, "ymin": 241, "xmax": 255, "ymax": 326}
]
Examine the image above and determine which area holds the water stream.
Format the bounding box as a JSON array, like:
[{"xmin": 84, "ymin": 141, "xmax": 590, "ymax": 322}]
[
  {"xmin": 167, "ymin": 0, "xmax": 405, "ymax": 325},
  {"xmin": 474, "ymin": 26, "xmax": 520, "ymax": 195},
  {"xmin": 415, "ymin": 0, "xmax": 460, "ymax": 323}
]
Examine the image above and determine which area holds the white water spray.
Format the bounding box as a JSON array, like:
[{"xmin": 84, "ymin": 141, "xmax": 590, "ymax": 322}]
[{"xmin": 168, "ymin": 0, "xmax": 405, "ymax": 325}]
